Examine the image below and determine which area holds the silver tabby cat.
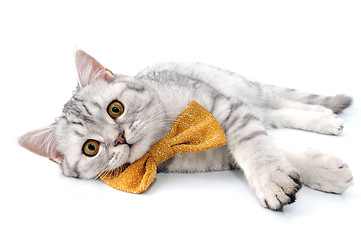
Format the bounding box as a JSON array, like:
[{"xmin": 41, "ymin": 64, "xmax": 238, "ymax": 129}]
[{"xmin": 19, "ymin": 50, "xmax": 353, "ymax": 210}]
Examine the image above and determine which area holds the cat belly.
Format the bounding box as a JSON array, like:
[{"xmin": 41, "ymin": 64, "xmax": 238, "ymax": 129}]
[{"xmin": 157, "ymin": 146, "xmax": 237, "ymax": 173}]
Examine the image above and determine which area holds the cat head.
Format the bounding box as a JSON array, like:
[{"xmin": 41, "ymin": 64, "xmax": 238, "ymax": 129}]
[{"xmin": 19, "ymin": 50, "xmax": 166, "ymax": 179}]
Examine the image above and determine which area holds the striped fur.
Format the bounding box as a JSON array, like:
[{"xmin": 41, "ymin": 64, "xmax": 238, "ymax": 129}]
[{"xmin": 19, "ymin": 51, "xmax": 353, "ymax": 210}]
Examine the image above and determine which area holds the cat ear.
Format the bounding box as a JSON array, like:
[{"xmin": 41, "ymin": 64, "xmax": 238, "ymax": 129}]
[
  {"xmin": 75, "ymin": 50, "xmax": 114, "ymax": 88},
  {"xmin": 18, "ymin": 125, "xmax": 63, "ymax": 164}
]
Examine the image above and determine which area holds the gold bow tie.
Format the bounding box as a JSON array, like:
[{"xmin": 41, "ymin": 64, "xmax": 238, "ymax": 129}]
[{"xmin": 100, "ymin": 100, "xmax": 227, "ymax": 193}]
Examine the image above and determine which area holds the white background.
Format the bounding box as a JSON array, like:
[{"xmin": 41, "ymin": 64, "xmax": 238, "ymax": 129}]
[{"xmin": 1, "ymin": 1, "xmax": 360, "ymax": 239}]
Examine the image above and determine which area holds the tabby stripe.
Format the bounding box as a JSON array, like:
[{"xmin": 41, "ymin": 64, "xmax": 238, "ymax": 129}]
[
  {"xmin": 209, "ymin": 93, "xmax": 222, "ymax": 114},
  {"xmin": 239, "ymin": 114, "xmax": 260, "ymax": 129},
  {"xmin": 224, "ymin": 111, "xmax": 233, "ymax": 125},
  {"xmin": 73, "ymin": 96, "xmax": 84, "ymax": 103},
  {"xmin": 225, "ymin": 113, "xmax": 259, "ymax": 134},
  {"xmin": 70, "ymin": 121, "xmax": 84, "ymax": 126},
  {"xmin": 254, "ymin": 81, "xmax": 262, "ymax": 93},
  {"xmin": 74, "ymin": 130, "xmax": 85, "ymax": 137},
  {"xmin": 82, "ymin": 103, "xmax": 92, "ymax": 116},
  {"xmin": 209, "ymin": 100, "xmax": 216, "ymax": 114},
  {"xmin": 309, "ymin": 94, "xmax": 319, "ymax": 99},
  {"xmin": 225, "ymin": 116, "xmax": 239, "ymax": 132},
  {"xmin": 238, "ymin": 130, "xmax": 267, "ymax": 144},
  {"xmin": 126, "ymin": 83, "xmax": 146, "ymax": 93},
  {"xmin": 246, "ymin": 81, "xmax": 261, "ymax": 92},
  {"xmin": 224, "ymin": 101, "xmax": 244, "ymax": 126},
  {"xmin": 229, "ymin": 100, "xmax": 244, "ymax": 111},
  {"xmin": 91, "ymin": 101, "xmax": 102, "ymax": 110},
  {"xmin": 306, "ymin": 94, "xmax": 319, "ymax": 104}
]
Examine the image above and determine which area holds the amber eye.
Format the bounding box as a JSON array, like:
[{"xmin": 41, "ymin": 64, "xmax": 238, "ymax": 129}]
[
  {"xmin": 82, "ymin": 139, "xmax": 100, "ymax": 157},
  {"xmin": 107, "ymin": 100, "xmax": 124, "ymax": 119}
]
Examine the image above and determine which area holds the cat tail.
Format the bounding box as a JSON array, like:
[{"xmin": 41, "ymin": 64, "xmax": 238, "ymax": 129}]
[{"xmin": 268, "ymin": 85, "xmax": 353, "ymax": 114}]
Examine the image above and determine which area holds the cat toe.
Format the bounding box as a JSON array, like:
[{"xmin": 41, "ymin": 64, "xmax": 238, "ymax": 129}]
[{"xmin": 254, "ymin": 169, "xmax": 302, "ymax": 211}]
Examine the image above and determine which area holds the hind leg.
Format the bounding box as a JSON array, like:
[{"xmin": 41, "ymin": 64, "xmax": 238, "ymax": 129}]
[
  {"xmin": 282, "ymin": 148, "xmax": 353, "ymax": 193},
  {"xmin": 263, "ymin": 106, "xmax": 344, "ymax": 135},
  {"xmin": 281, "ymin": 99, "xmax": 334, "ymax": 114}
]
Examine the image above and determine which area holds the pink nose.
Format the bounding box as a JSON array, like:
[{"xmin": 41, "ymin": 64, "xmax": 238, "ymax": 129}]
[{"xmin": 114, "ymin": 132, "xmax": 127, "ymax": 146}]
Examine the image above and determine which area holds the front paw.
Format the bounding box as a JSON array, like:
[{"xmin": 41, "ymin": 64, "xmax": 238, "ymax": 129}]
[{"xmin": 250, "ymin": 168, "xmax": 302, "ymax": 211}]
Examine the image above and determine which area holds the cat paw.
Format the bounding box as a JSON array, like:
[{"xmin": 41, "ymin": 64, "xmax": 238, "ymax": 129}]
[
  {"xmin": 302, "ymin": 149, "xmax": 353, "ymax": 193},
  {"xmin": 251, "ymin": 167, "xmax": 302, "ymax": 211},
  {"xmin": 317, "ymin": 113, "xmax": 344, "ymax": 135}
]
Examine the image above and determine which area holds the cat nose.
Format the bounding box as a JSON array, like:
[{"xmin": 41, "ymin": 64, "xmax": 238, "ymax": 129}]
[{"xmin": 114, "ymin": 132, "xmax": 127, "ymax": 146}]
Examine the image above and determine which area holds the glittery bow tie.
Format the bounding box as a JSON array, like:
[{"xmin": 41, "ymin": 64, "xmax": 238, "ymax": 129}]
[{"xmin": 100, "ymin": 100, "xmax": 227, "ymax": 193}]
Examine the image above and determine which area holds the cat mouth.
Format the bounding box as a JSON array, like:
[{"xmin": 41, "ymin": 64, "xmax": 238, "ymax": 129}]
[{"xmin": 127, "ymin": 140, "xmax": 142, "ymax": 160}]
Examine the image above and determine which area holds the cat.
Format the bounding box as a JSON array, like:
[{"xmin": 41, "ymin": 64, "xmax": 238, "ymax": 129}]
[{"xmin": 19, "ymin": 50, "xmax": 353, "ymax": 210}]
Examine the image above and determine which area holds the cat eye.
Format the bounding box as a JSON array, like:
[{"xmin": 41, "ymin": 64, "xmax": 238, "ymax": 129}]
[
  {"xmin": 83, "ymin": 139, "xmax": 100, "ymax": 157},
  {"xmin": 107, "ymin": 100, "xmax": 124, "ymax": 119}
]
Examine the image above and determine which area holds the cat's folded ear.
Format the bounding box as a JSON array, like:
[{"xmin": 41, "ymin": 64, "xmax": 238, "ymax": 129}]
[
  {"xmin": 75, "ymin": 50, "xmax": 114, "ymax": 88},
  {"xmin": 18, "ymin": 125, "xmax": 63, "ymax": 164}
]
